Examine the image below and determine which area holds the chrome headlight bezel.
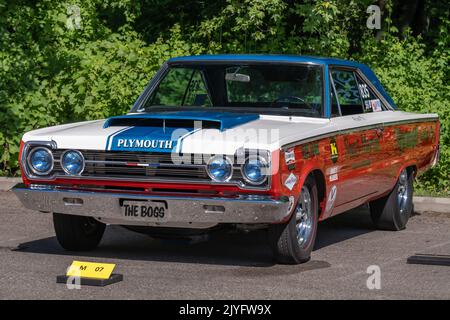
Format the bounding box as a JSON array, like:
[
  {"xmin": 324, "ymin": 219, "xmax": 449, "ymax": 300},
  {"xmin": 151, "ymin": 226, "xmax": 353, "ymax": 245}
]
[
  {"xmin": 206, "ymin": 155, "xmax": 234, "ymax": 183},
  {"xmin": 61, "ymin": 150, "xmax": 85, "ymax": 176},
  {"xmin": 27, "ymin": 147, "xmax": 54, "ymax": 176},
  {"xmin": 241, "ymin": 155, "xmax": 269, "ymax": 185}
]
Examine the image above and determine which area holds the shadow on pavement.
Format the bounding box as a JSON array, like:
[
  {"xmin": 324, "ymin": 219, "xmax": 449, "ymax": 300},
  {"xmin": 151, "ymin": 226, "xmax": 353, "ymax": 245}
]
[
  {"xmin": 13, "ymin": 207, "xmax": 375, "ymax": 268},
  {"xmin": 15, "ymin": 228, "xmax": 276, "ymax": 267},
  {"xmin": 314, "ymin": 205, "xmax": 375, "ymax": 250}
]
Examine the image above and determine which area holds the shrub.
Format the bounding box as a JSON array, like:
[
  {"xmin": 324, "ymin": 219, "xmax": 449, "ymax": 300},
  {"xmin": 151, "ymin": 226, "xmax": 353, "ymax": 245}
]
[{"xmin": 1, "ymin": 0, "xmax": 448, "ymax": 195}]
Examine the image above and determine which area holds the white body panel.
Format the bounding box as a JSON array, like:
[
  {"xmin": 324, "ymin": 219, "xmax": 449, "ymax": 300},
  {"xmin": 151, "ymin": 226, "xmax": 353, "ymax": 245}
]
[{"xmin": 22, "ymin": 111, "xmax": 438, "ymax": 154}]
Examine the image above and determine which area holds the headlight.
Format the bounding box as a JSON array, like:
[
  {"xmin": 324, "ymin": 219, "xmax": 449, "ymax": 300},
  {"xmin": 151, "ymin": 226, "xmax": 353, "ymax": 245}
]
[
  {"xmin": 242, "ymin": 156, "xmax": 268, "ymax": 185},
  {"xmin": 206, "ymin": 155, "xmax": 233, "ymax": 182},
  {"xmin": 61, "ymin": 150, "xmax": 85, "ymax": 175},
  {"xmin": 28, "ymin": 147, "xmax": 54, "ymax": 175}
]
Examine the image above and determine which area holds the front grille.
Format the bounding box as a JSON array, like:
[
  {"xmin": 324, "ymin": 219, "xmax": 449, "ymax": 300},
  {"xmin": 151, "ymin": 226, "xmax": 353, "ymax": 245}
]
[
  {"xmin": 23, "ymin": 143, "xmax": 270, "ymax": 190},
  {"xmin": 53, "ymin": 150, "xmax": 213, "ymax": 181}
]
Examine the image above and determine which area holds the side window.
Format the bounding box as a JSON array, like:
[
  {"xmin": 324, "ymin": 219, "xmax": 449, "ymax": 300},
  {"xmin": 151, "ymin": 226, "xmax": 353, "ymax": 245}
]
[
  {"xmin": 149, "ymin": 68, "xmax": 211, "ymax": 107},
  {"xmin": 331, "ymin": 69, "xmax": 364, "ymax": 115},
  {"xmin": 355, "ymin": 74, "xmax": 385, "ymax": 113}
]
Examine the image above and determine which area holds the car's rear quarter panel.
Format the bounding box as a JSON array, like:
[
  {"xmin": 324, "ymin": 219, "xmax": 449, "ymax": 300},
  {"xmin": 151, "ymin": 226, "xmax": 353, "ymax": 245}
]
[{"xmin": 276, "ymin": 117, "xmax": 440, "ymax": 221}]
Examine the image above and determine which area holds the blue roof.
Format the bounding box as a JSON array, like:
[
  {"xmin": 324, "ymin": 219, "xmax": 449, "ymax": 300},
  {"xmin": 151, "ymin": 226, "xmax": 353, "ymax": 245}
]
[
  {"xmin": 167, "ymin": 54, "xmax": 397, "ymax": 109},
  {"xmin": 168, "ymin": 54, "xmax": 364, "ymax": 68}
]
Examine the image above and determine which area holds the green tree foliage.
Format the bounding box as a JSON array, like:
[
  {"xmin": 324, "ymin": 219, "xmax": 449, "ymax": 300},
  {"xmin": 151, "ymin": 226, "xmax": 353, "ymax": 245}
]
[{"xmin": 0, "ymin": 0, "xmax": 449, "ymax": 194}]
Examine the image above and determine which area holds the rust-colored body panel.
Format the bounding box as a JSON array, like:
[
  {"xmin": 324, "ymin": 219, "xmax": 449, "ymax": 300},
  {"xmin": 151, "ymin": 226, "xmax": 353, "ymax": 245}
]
[{"xmin": 275, "ymin": 120, "xmax": 439, "ymax": 221}]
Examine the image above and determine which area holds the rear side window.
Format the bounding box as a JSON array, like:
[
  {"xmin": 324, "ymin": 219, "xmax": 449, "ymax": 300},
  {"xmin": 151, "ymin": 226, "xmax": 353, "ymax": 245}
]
[{"xmin": 355, "ymin": 74, "xmax": 386, "ymax": 113}]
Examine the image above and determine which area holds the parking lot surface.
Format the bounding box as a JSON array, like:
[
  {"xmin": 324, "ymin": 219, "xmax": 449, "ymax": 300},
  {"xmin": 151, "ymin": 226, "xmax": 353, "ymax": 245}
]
[{"xmin": 0, "ymin": 191, "xmax": 449, "ymax": 299}]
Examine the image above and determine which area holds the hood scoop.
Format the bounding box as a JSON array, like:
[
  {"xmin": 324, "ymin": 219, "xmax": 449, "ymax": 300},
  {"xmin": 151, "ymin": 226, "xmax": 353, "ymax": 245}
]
[{"xmin": 103, "ymin": 111, "xmax": 259, "ymax": 131}]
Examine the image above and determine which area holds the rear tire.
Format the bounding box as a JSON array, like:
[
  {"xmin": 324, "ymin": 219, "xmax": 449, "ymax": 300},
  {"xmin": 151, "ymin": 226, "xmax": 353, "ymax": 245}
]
[
  {"xmin": 369, "ymin": 168, "xmax": 413, "ymax": 231},
  {"xmin": 269, "ymin": 175, "xmax": 318, "ymax": 264},
  {"xmin": 53, "ymin": 213, "xmax": 105, "ymax": 251}
]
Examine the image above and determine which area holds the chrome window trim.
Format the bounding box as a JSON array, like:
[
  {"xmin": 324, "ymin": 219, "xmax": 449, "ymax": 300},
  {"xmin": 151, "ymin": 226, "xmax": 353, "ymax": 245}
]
[
  {"xmin": 133, "ymin": 63, "xmax": 170, "ymax": 113},
  {"xmin": 329, "ymin": 69, "xmax": 342, "ymax": 117}
]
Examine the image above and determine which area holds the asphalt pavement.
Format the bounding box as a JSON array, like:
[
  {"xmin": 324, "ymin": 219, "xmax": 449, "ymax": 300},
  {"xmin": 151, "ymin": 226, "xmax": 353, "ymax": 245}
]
[{"xmin": 0, "ymin": 190, "xmax": 449, "ymax": 299}]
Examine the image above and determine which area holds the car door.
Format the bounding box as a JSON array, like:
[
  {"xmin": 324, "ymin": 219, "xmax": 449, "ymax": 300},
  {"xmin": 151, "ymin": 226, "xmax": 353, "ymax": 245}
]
[
  {"xmin": 353, "ymin": 71, "xmax": 395, "ymax": 192},
  {"xmin": 329, "ymin": 67, "xmax": 387, "ymax": 211}
]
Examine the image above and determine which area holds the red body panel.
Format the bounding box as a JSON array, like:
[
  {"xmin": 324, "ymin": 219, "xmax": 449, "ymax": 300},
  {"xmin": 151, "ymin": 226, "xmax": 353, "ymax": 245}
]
[{"xmin": 275, "ymin": 120, "xmax": 439, "ymax": 221}]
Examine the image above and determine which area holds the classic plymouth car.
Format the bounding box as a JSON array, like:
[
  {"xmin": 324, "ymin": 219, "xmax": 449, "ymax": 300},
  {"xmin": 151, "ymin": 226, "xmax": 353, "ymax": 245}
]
[{"xmin": 13, "ymin": 55, "xmax": 440, "ymax": 264}]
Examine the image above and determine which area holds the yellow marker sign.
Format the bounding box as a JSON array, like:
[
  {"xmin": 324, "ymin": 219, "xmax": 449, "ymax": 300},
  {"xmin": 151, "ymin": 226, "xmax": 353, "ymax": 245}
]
[
  {"xmin": 66, "ymin": 261, "xmax": 115, "ymax": 280},
  {"xmin": 330, "ymin": 142, "xmax": 338, "ymax": 155}
]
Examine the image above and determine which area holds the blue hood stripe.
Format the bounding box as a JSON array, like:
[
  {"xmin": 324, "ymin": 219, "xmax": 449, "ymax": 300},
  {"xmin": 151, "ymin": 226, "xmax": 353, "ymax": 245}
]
[
  {"xmin": 104, "ymin": 111, "xmax": 260, "ymax": 152},
  {"xmin": 105, "ymin": 127, "xmax": 132, "ymax": 151},
  {"xmin": 103, "ymin": 111, "xmax": 259, "ymax": 131}
]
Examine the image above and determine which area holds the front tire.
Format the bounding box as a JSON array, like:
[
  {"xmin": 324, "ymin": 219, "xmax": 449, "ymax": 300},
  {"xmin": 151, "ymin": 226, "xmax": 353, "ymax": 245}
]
[
  {"xmin": 269, "ymin": 175, "xmax": 318, "ymax": 264},
  {"xmin": 369, "ymin": 168, "xmax": 413, "ymax": 231},
  {"xmin": 53, "ymin": 213, "xmax": 106, "ymax": 251}
]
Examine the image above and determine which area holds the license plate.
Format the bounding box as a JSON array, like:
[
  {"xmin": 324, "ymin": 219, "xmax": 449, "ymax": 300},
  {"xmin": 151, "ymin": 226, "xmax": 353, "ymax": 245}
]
[{"xmin": 122, "ymin": 200, "xmax": 169, "ymax": 220}]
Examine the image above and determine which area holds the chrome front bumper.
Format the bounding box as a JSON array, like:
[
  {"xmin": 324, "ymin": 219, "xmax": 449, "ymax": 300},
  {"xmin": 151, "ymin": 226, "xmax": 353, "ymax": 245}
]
[{"xmin": 12, "ymin": 184, "xmax": 293, "ymax": 227}]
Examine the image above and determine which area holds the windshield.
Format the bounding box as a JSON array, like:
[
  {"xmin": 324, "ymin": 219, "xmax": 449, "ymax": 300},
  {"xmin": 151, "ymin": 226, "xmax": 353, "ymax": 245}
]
[{"xmin": 136, "ymin": 63, "xmax": 324, "ymax": 117}]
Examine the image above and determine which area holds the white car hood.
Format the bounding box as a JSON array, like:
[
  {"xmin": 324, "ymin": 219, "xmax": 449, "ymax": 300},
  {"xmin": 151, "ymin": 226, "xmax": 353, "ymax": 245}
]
[{"xmin": 22, "ymin": 111, "xmax": 437, "ymax": 154}]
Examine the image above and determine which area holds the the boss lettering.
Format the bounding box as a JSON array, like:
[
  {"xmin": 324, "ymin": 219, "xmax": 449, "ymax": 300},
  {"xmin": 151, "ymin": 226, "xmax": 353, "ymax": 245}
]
[{"xmin": 124, "ymin": 204, "xmax": 165, "ymax": 218}]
